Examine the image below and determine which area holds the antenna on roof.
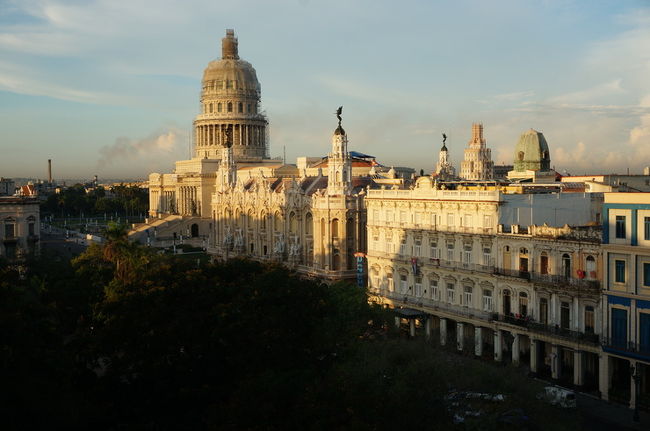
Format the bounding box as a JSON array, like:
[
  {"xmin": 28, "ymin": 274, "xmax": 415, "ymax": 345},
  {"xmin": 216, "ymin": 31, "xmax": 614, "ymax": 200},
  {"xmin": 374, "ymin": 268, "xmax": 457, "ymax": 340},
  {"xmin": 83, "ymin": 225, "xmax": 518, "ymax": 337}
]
[{"xmin": 283, "ymin": 145, "xmax": 286, "ymax": 164}]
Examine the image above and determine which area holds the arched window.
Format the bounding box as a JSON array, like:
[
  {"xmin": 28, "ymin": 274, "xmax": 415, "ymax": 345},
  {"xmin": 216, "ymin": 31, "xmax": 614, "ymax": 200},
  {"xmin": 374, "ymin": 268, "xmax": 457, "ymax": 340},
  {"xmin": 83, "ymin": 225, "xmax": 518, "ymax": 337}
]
[
  {"xmin": 540, "ymin": 251, "xmax": 549, "ymax": 274},
  {"xmin": 227, "ymin": 102, "xmax": 233, "ymax": 112},
  {"xmin": 238, "ymin": 102, "xmax": 243, "ymax": 113},
  {"xmin": 274, "ymin": 211, "xmax": 282, "ymax": 231},
  {"xmin": 260, "ymin": 211, "xmax": 266, "ymax": 230},
  {"xmin": 289, "ymin": 212, "xmax": 298, "ymax": 234},
  {"xmin": 305, "ymin": 213, "xmax": 313, "ymax": 235},
  {"xmin": 217, "ymin": 102, "xmax": 222, "ymax": 112},
  {"xmin": 209, "ymin": 103, "xmax": 213, "ymax": 113},
  {"xmin": 331, "ymin": 218, "xmax": 339, "ymax": 239},
  {"xmin": 518, "ymin": 151, "xmax": 525, "ymax": 161}
]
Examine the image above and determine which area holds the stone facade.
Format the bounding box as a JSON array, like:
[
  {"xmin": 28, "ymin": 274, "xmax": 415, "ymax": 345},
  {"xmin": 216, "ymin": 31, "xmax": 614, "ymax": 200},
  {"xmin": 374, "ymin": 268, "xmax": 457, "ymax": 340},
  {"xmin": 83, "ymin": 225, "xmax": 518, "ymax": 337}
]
[
  {"xmin": 366, "ymin": 179, "xmax": 605, "ymax": 390},
  {"xmin": 460, "ymin": 123, "xmax": 494, "ymax": 180},
  {"xmin": 0, "ymin": 196, "xmax": 40, "ymax": 259}
]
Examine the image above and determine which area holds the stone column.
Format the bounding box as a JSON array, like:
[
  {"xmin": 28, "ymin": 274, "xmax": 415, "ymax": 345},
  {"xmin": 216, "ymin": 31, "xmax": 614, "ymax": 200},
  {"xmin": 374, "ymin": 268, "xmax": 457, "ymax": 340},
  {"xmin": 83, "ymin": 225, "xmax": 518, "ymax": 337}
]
[
  {"xmin": 394, "ymin": 316, "xmax": 400, "ymax": 329},
  {"xmin": 409, "ymin": 319, "xmax": 416, "ymax": 338},
  {"xmin": 440, "ymin": 318, "xmax": 447, "ymax": 346},
  {"xmin": 474, "ymin": 327, "xmax": 483, "ymax": 356},
  {"xmin": 425, "ymin": 316, "xmax": 431, "ymax": 339},
  {"xmin": 494, "ymin": 329, "xmax": 502, "ymax": 362},
  {"xmin": 530, "ymin": 339, "xmax": 538, "ymax": 373},
  {"xmin": 573, "ymin": 350, "xmax": 584, "ymax": 386},
  {"xmin": 512, "ymin": 333, "xmax": 520, "ymax": 365},
  {"xmin": 456, "ymin": 322, "xmax": 464, "ymax": 351},
  {"xmin": 630, "ymin": 360, "xmax": 637, "ymax": 410},
  {"xmin": 551, "ymin": 344, "xmax": 560, "ymax": 379},
  {"xmin": 573, "ymin": 297, "xmax": 580, "ymax": 331}
]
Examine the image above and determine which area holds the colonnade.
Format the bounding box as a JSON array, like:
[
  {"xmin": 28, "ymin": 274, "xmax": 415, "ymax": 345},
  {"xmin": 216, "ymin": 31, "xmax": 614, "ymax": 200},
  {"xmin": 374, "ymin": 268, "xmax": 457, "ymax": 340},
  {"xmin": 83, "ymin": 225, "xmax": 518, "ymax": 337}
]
[
  {"xmin": 195, "ymin": 123, "xmax": 264, "ymax": 148},
  {"xmin": 396, "ymin": 313, "xmax": 602, "ymax": 394},
  {"xmin": 178, "ymin": 186, "xmax": 199, "ymax": 216}
]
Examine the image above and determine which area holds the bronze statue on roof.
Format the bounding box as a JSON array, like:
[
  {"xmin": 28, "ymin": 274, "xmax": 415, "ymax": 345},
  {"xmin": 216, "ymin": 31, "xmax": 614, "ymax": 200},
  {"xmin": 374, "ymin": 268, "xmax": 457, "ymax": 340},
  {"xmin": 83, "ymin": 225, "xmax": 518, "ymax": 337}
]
[{"xmin": 336, "ymin": 106, "xmax": 343, "ymax": 126}]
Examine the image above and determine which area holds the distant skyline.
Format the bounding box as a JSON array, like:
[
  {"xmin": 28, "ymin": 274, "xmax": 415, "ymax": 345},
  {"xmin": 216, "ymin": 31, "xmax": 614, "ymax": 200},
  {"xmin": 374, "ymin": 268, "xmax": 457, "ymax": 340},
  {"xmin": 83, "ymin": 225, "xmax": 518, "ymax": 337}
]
[{"xmin": 1, "ymin": 0, "xmax": 650, "ymax": 179}]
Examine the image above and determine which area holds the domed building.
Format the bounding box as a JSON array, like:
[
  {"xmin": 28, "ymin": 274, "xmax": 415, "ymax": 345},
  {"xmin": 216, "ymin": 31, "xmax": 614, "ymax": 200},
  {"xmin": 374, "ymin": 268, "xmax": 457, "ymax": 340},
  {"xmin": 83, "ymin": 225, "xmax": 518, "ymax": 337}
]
[
  {"xmin": 142, "ymin": 30, "xmax": 389, "ymax": 281},
  {"xmin": 194, "ymin": 29, "xmax": 268, "ymax": 160},
  {"xmin": 507, "ymin": 129, "xmax": 556, "ymax": 182}
]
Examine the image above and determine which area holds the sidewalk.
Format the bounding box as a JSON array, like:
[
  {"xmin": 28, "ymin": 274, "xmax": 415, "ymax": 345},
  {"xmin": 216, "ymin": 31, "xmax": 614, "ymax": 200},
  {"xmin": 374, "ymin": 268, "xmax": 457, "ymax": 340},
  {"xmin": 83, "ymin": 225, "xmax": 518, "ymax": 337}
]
[{"xmin": 577, "ymin": 393, "xmax": 649, "ymax": 430}]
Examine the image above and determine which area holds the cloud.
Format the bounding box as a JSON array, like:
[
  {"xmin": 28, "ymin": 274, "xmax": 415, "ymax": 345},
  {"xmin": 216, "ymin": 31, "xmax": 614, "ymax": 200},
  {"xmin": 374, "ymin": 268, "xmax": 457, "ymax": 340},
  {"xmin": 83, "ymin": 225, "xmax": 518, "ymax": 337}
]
[{"xmin": 97, "ymin": 128, "xmax": 187, "ymax": 169}]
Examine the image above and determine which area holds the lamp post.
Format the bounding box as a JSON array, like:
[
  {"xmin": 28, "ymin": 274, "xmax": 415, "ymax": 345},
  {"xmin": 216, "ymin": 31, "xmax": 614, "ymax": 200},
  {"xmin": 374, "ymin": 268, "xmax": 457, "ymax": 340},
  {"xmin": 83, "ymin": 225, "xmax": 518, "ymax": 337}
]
[{"xmin": 631, "ymin": 363, "xmax": 641, "ymax": 423}]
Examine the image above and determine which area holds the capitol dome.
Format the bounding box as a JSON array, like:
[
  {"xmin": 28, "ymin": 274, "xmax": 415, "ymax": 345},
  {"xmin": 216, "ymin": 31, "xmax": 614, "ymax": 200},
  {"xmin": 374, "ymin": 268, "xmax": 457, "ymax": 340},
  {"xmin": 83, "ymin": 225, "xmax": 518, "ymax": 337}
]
[
  {"xmin": 512, "ymin": 129, "xmax": 551, "ymax": 172},
  {"xmin": 193, "ymin": 29, "xmax": 268, "ymax": 161}
]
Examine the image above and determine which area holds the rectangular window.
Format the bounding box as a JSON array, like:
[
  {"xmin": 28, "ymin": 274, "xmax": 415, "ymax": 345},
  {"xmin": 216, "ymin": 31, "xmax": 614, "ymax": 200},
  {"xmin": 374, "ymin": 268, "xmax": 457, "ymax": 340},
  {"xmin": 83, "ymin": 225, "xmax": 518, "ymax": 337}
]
[
  {"xmin": 560, "ymin": 302, "xmax": 571, "ymax": 330},
  {"xmin": 400, "ymin": 274, "xmax": 408, "ymax": 294},
  {"xmin": 447, "ymin": 213, "xmax": 454, "ymax": 227},
  {"xmin": 640, "ymin": 313, "xmax": 650, "ymax": 353},
  {"xmin": 387, "ymin": 275, "xmax": 394, "ymax": 292},
  {"xmin": 615, "ymin": 259, "xmax": 626, "ymax": 283},
  {"xmin": 584, "ymin": 306, "xmax": 595, "ymax": 333},
  {"xmin": 463, "ymin": 286, "xmax": 472, "ymax": 307},
  {"xmin": 463, "ymin": 214, "xmax": 472, "ymax": 228},
  {"xmin": 28, "ymin": 223, "xmax": 35, "ymax": 236},
  {"xmin": 539, "ymin": 298, "xmax": 548, "ymax": 325},
  {"xmin": 446, "ymin": 243, "xmax": 454, "ymax": 261},
  {"xmin": 483, "ymin": 215, "xmax": 492, "ymax": 229},
  {"xmin": 400, "ymin": 211, "xmax": 406, "ymax": 223},
  {"xmin": 463, "ymin": 248, "xmax": 472, "ymax": 266},
  {"xmin": 615, "ymin": 215, "xmax": 626, "ymax": 239},
  {"xmin": 372, "ymin": 210, "xmax": 379, "ymax": 222},
  {"xmin": 447, "ymin": 283, "xmax": 455, "ymax": 304},
  {"xmin": 611, "ymin": 308, "xmax": 628, "ymax": 348},
  {"xmin": 482, "ymin": 248, "xmax": 492, "ymax": 266},
  {"xmin": 482, "ymin": 290, "xmax": 492, "ymax": 311},
  {"xmin": 430, "ymin": 280, "xmax": 439, "ymax": 300},
  {"xmin": 645, "ymin": 216, "xmax": 650, "ymax": 241},
  {"xmin": 415, "ymin": 277, "xmax": 423, "ymax": 297},
  {"xmin": 4, "ymin": 223, "xmax": 15, "ymax": 238},
  {"xmin": 399, "ymin": 240, "xmax": 407, "ymax": 256},
  {"xmin": 644, "ymin": 263, "xmax": 650, "ymax": 287},
  {"xmin": 430, "ymin": 242, "xmax": 439, "ymax": 259},
  {"xmin": 414, "ymin": 241, "xmax": 421, "ymax": 257},
  {"xmin": 431, "ymin": 213, "xmax": 437, "ymax": 227}
]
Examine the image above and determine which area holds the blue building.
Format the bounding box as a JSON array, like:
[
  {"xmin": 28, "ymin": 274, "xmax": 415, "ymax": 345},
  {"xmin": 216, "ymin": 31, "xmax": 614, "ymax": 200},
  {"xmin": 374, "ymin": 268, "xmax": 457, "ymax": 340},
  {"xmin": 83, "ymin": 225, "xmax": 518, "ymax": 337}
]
[{"xmin": 601, "ymin": 193, "xmax": 650, "ymax": 411}]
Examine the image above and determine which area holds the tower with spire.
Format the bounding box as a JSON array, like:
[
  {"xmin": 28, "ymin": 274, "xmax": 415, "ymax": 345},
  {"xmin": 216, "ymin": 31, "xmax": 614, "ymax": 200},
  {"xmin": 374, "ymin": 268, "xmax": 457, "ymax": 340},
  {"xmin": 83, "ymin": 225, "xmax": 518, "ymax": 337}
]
[
  {"xmin": 460, "ymin": 123, "xmax": 494, "ymax": 180},
  {"xmin": 327, "ymin": 107, "xmax": 352, "ymax": 195},
  {"xmin": 217, "ymin": 126, "xmax": 237, "ymax": 191},
  {"xmin": 435, "ymin": 133, "xmax": 456, "ymax": 180}
]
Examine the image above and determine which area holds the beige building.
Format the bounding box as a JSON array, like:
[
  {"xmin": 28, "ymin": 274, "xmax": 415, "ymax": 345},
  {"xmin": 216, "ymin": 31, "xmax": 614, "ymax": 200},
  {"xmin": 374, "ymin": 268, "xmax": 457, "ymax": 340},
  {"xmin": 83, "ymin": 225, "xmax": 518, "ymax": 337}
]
[
  {"xmin": 366, "ymin": 178, "xmax": 604, "ymax": 390},
  {"xmin": 460, "ymin": 123, "xmax": 494, "ymax": 180},
  {"xmin": 1, "ymin": 196, "xmax": 40, "ymax": 259}
]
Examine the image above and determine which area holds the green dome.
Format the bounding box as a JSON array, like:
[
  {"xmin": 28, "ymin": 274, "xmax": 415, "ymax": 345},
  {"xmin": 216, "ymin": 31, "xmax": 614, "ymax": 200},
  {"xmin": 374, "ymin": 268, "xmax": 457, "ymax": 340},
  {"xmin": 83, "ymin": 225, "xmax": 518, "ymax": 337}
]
[{"xmin": 513, "ymin": 129, "xmax": 550, "ymax": 172}]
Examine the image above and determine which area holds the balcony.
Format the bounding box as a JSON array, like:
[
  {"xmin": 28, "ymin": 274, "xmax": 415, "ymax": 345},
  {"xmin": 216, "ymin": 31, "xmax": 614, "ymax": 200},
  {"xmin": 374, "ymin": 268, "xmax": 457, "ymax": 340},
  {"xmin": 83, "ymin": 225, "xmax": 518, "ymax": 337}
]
[
  {"xmin": 493, "ymin": 313, "xmax": 600, "ymax": 344},
  {"xmin": 493, "ymin": 268, "xmax": 531, "ymax": 280},
  {"xmin": 602, "ymin": 337, "xmax": 650, "ymax": 360},
  {"xmin": 428, "ymin": 258, "xmax": 495, "ymax": 275},
  {"xmin": 530, "ymin": 273, "xmax": 600, "ymax": 292},
  {"xmin": 380, "ymin": 290, "xmax": 494, "ymax": 322}
]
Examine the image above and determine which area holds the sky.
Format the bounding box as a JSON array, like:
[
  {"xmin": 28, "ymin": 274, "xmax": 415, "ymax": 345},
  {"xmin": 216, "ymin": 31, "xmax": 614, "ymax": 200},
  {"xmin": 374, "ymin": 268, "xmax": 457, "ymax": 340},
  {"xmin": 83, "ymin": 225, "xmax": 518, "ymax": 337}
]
[{"xmin": 1, "ymin": 0, "xmax": 650, "ymax": 180}]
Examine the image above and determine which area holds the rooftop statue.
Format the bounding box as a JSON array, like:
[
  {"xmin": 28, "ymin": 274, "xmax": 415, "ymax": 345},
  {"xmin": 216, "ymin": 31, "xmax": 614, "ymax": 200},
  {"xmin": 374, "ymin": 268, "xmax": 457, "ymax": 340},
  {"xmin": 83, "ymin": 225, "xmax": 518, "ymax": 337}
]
[{"xmin": 336, "ymin": 106, "xmax": 343, "ymax": 126}]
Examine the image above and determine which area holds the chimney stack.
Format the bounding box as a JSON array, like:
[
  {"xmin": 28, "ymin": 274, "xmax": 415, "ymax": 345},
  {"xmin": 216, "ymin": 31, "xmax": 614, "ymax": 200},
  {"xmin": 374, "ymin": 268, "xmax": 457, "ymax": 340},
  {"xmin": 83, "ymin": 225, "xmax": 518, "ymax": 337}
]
[{"xmin": 48, "ymin": 159, "xmax": 52, "ymax": 184}]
